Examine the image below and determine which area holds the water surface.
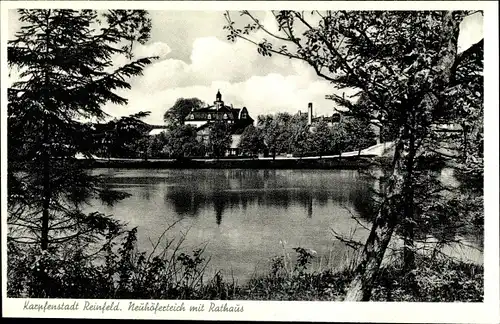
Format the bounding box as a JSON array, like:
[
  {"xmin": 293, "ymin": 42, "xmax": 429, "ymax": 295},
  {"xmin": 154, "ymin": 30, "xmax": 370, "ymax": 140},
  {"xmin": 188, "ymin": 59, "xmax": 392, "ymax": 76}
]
[{"xmin": 86, "ymin": 168, "xmax": 481, "ymax": 283}]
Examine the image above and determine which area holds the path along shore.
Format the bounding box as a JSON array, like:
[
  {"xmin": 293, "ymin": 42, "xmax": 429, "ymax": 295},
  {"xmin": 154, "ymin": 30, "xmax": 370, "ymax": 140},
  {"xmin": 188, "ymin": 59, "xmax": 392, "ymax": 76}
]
[{"xmin": 79, "ymin": 142, "xmax": 396, "ymax": 169}]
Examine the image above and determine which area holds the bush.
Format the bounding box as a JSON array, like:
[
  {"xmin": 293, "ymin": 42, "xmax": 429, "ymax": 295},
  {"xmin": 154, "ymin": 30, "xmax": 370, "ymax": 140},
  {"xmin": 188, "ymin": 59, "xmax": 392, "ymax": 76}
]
[
  {"xmin": 7, "ymin": 227, "xmax": 222, "ymax": 299},
  {"xmin": 371, "ymin": 255, "xmax": 483, "ymax": 302},
  {"xmin": 7, "ymin": 238, "xmax": 483, "ymax": 302}
]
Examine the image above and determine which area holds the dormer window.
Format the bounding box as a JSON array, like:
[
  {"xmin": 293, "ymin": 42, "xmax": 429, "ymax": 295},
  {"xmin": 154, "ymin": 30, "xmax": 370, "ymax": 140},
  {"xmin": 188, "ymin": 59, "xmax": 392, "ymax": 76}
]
[
  {"xmin": 241, "ymin": 112, "xmax": 247, "ymax": 119},
  {"xmin": 207, "ymin": 113, "xmax": 212, "ymax": 120},
  {"xmin": 189, "ymin": 114, "xmax": 195, "ymax": 120},
  {"xmin": 223, "ymin": 113, "xmax": 228, "ymax": 119}
]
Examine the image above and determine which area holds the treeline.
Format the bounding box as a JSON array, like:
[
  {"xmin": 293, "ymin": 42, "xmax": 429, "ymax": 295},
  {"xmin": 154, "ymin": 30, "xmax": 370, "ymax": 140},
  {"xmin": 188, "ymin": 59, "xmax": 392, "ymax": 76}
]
[
  {"xmin": 97, "ymin": 111, "xmax": 380, "ymax": 160},
  {"xmin": 90, "ymin": 112, "xmax": 380, "ymax": 160},
  {"xmin": 152, "ymin": 113, "xmax": 378, "ymax": 159},
  {"xmin": 239, "ymin": 112, "xmax": 378, "ymax": 159},
  {"xmin": 87, "ymin": 90, "xmax": 383, "ymax": 160}
]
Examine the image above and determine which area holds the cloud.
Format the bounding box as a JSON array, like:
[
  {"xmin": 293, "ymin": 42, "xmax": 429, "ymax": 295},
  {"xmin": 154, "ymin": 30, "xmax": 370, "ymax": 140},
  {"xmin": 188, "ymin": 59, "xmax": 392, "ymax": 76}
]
[
  {"xmin": 103, "ymin": 34, "xmax": 346, "ymax": 125},
  {"xmin": 133, "ymin": 35, "xmax": 299, "ymax": 89},
  {"xmin": 135, "ymin": 41, "xmax": 172, "ymax": 59},
  {"xmin": 105, "ymin": 70, "xmax": 346, "ymax": 126},
  {"xmin": 8, "ymin": 10, "xmax": 483, "ymax": 127},
  {"xmin": 109, "ymin": 12, "xmax": 484, "ymax": 126}
]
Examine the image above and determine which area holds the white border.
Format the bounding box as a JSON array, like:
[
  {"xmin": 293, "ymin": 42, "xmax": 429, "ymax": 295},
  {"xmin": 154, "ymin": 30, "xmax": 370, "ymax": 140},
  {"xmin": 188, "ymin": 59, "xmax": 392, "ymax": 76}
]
[{"xmin": 1, "ymin": 1, "xmax": 499, "ymax": 323}]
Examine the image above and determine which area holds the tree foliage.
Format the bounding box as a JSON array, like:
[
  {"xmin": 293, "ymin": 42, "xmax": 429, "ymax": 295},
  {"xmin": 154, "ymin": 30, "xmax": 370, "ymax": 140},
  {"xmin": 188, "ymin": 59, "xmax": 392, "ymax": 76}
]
[
  {"xmin": 8, "ymin": 9, "xmax": 155, "ymax": 255},
  {"xmin": 94, "ymin": 111, "xmax": 152, "ymax": 159},
  {"xmin": 225, "ymin": 10, "xmax": 484, "ymax": 300},
  {"xmin": 208, "ymin": 121, "xmax": 233, "ymax": 158},
  {"xmin": 309, "ymin": 120, "xmax": 333, "ymax": 158},
  {"xmin": 162, "ymin": 124, "xmax": 204, "ymax": 159},
  {"xmin": 342, "ymin": 117, "xmax": 377, "ymax": 155},
  {"xmin": 238, "ymin": 125, "xmax": 265, "ymax": 156},
  {"xmin": 256, "ymin": 113, "xmax": 292, "ymax": 159},
  {"xmin": 163, "ymin": 97, "xmax": 205, "ymax": 125}
]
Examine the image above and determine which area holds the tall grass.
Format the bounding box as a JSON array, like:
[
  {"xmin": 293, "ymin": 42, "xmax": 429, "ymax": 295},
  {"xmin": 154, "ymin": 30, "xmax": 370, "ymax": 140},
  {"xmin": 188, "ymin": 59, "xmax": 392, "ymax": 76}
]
[{"xmin": 7, "ymin": 224, "xmax": 483, "ymax": 301}]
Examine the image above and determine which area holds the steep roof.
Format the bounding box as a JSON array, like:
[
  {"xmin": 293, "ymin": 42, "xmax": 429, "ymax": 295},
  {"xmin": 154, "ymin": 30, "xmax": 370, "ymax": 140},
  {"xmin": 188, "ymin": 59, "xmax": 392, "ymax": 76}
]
[
  {"xmin": 194, "ymin": 105, "xmax": 234, "ymax": 113},
  {"xmin": 194, "ymin": 119, "xmax": 252, "ymax": 135}
]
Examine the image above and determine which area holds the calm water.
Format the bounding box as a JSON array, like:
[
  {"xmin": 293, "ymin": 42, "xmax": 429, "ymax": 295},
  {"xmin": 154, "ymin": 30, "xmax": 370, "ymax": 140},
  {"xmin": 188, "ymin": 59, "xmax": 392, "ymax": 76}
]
[{"xmin": 86, "ymin": 168, "xmax": 482, "ymax": 283}]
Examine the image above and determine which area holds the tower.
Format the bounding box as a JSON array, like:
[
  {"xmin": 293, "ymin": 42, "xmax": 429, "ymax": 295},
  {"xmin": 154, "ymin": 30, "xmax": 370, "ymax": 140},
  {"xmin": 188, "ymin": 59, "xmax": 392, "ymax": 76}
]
[
  {"xmin": 214, "ymin": 90, "xmax": 223, "ymax": 110},
  {"xmin": 307, "ymin": 103, "xmax": 313, "ymax": 125}
]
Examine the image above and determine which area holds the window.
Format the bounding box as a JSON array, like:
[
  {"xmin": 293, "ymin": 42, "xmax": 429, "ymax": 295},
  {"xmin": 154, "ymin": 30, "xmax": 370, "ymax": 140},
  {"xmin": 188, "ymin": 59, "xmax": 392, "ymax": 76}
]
[
  {"xmin": 223, "ymin": 113, "xmax": 228, "ymax": 119},
  {"xmin": 189, "ymin": 114, "xmax": 195, "ymax": 120},
  {"xmin": 241, "ymin": 112, "xmax": 247, "ymax": 119},
  {"xmin": 207, "ymin": 114, "xmax": 212, "ymax": 120}
]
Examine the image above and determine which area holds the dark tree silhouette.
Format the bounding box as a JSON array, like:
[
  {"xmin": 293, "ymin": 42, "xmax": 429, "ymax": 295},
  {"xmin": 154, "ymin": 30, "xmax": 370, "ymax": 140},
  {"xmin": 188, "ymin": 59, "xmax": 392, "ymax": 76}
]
[
  {"xmin": 238, "ymin": 124, "xmax": 265, "ymax": 157},
  {"xmin": 8, "ymin": 9, "xmax": 155, "ymax": 255},
  {"xmin": 163, "ymin": 97, "xmax": 205, "ymax": 125}
]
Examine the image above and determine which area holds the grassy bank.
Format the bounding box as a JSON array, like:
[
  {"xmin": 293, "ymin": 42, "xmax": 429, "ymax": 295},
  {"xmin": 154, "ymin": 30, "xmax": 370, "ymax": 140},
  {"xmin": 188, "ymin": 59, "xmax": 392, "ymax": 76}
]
[
  {"xmin": 236, "ymin": 254, "xmax": 483, "ymax": 301},
  {"xmin": 78, "ymin": 156, "xmax": 375, "ymax": 170},
  {"xmin": 7, "ymin": 229, "xmax": 483, "ymax": 302}
]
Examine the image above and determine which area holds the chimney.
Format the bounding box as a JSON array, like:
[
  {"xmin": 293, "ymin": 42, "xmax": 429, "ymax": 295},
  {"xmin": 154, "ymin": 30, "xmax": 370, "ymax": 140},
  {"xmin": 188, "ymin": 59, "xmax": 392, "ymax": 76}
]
[{"xmin": 307, "ymin": 103, "xmax": 313, "ymax": 125}]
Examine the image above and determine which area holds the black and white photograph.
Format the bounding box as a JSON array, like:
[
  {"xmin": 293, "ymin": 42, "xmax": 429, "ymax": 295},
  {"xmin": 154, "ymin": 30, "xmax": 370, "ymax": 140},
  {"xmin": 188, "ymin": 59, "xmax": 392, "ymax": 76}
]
[{"xmin": 1, "ymin": 1, "xmax": 498, "ymax": 322}]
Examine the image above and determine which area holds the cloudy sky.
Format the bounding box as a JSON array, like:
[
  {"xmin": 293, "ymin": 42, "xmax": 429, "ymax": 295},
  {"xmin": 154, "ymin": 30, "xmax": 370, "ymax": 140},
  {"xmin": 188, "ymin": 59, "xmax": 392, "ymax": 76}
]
[{"xmin": 8, "ymin": 10, "xmax": 484, "ymax": 125}]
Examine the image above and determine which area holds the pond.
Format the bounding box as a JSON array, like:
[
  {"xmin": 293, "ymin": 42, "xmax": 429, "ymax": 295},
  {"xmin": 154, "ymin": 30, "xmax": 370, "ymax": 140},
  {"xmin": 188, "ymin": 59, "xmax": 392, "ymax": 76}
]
[{"xmin": 86, "ymin": 168, "xmax": 482, "ymax": 284}]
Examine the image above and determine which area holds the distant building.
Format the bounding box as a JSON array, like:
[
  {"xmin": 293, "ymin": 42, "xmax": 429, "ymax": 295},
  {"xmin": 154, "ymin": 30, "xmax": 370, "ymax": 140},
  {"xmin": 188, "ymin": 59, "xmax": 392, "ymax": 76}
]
[
  {"xmin": 147, "ymin": 125, "xmax": 168, "ymax": 136},
  {"xmin": 298, "ymin": 102, "xmax": 342, "ymax": 131},
  {"xmin": 184, "ymin": 90, "xmax": 254, "ymax": 156}
]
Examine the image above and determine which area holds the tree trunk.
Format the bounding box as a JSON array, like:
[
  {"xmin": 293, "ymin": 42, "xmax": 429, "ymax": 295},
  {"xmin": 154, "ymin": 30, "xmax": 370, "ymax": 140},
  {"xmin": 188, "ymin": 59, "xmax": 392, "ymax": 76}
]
[
  {"xmin": 345, "ymin": 139, "xmax": 405, "ymax": 301},
  {"xmin": 41, "ymin": 116, "xmax": 50, "ymax": 251},
  {"xmin": 344, "ymin": 207, "xmax": 397, "ymax": 301},
  {"xmin": 344, "ymin": 11, "xmax": 462, "ymax": 301},
  {"xmin": 462, "ymin": 124, "xmax": 468, "ymax": 162},
  {"xmin": 402, "ymin": 223, "xmax": 415, "ymax": 270},
  {"xmin": 402, "ymin": 125, "xmax": 416, "ymax": 272},
  {"xmin": 41, "ymin": 11, "xmax": 51, "ymax": 251}
]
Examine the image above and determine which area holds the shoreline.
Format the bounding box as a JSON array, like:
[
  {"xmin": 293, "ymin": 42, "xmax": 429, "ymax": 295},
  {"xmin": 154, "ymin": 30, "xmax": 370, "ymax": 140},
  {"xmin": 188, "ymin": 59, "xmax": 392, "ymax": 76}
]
[{"xmin": 79, "ymin": 156, "xmax": 381, "ymax": 170}]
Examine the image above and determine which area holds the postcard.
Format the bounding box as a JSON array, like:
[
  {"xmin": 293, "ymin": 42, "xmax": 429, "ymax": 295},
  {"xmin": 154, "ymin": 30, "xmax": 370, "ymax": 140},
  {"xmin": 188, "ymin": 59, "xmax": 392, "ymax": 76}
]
[{"xmin": 1, "ymin": 1, "xmax": 498, "ymax": 323}]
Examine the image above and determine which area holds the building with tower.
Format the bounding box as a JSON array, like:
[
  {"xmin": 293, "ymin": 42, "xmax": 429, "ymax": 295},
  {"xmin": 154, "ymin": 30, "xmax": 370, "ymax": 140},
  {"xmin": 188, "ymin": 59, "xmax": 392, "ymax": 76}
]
[
  {"xmin": 183, "ymin": 90, "xmax": 254, "ymax": 156},
  {"xmin": 184, "ymin": 90, "xmax": 252, "ymax": 129}
]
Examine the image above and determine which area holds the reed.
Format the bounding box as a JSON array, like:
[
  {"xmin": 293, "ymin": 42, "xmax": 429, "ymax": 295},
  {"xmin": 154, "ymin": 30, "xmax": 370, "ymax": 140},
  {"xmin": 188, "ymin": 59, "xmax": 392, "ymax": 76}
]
[{"xmin": 7, "ymin": 225, "xmax": 483, "ymax": 301}]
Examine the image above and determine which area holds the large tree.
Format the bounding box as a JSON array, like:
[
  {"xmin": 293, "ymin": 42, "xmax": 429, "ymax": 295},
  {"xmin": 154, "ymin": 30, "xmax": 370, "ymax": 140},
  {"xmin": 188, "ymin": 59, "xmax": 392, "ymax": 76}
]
[
  {"xmin": 207, "ymin": 121, "xmax": 232, "ymax": 158},
  {"xmin": 225, "ymin": 10, "xmax": 483, "ymax": 300},
  {"xmin": 342, "ymin": 117, "xmax": 377, "ymax": 156},
  {"xmin": 287, "ymin": 113, "xmax": 311, "ymax": 158},
  {"xmin": 238, "ymin": 124, "xmax": 265, "ymax": 157},
  {"xmin": 163, "ymin": 97, "xmax": 205, "ymax": 125},
  {"xmin": 96, "ymin": 111, "xmax": 152, "ymax": 159},
  {"xmin": 257, "ymin": 113, "xmax": 292, "ymax": 160},
  {"xmin": 309, "ymin": 120, "xmax": 333, "ymax": 158},
  {"xmin": 8, "ymin": 9, "xmax": 155, "ymax": 258},
  {"xmin": 162, "ymin": 124, "xmax": 203, "ymax": 159}
]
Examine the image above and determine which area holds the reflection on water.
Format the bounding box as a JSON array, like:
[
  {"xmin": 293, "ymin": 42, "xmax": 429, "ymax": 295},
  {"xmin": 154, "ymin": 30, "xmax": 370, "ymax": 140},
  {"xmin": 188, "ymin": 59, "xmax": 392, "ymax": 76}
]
[
  {"xmin": 163, "ymin": 171, "xmax": 369, "ymax": 225},
  {"xmin": 86, "ymin": 169, "xmax": 374, "ymax": 282},
  {"xmin": 86, "ymin": 168, "xmax": 481, "ymax": 283},
  {"xmin": 96, "ymin": 169, "xmax": 373, "ymax": 226}
]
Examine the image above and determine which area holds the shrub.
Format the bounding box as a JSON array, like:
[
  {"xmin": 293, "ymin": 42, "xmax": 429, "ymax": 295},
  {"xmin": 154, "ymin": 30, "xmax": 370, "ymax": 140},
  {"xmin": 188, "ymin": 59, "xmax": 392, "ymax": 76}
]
[
  {"xmin": 371, "ymin": 255, "xmax": 483, "ymax": 302},
  {"xmin": 7, "ymin": 238, "xmax": 483, "ymax": 302}
]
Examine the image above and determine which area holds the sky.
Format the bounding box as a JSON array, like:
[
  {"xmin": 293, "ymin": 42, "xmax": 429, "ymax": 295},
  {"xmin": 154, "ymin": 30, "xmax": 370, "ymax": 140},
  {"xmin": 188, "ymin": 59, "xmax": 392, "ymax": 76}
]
[{"xmin": 7, "ymin": 10, "xmax": 484, "ymax": 125}]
